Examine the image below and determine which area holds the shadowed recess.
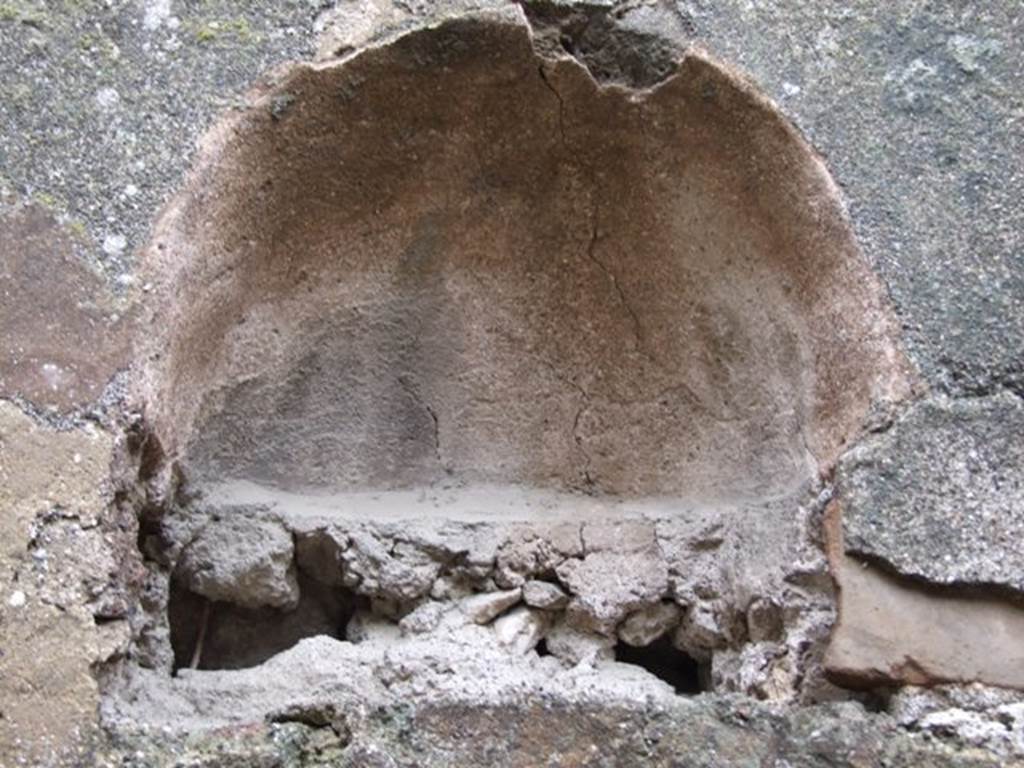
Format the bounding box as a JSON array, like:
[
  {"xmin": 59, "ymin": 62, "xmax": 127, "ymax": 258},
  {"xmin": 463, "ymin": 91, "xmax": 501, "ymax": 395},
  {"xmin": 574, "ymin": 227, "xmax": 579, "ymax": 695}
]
[
  {"xmin": 615, "ymin": 636, "xmax": 707, "ymax": 694},
  {"xmin": 169, "ymin": 574, "xmax": 358, "ymax": 672}
]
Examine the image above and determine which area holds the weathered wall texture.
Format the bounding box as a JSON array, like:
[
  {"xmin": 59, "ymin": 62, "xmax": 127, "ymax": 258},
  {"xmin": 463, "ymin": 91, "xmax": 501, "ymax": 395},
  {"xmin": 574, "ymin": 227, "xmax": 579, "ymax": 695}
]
[
  {"xmin": 0, "ymin": 403, "xmax": 126, "ymax": 764},
  {"xmin": 137, "ymin": 16, "xmax": 909, "ymax": 499},
  {"xmin": 1, "ymin": 1, "xmax": 1022, "ymax": 766}
]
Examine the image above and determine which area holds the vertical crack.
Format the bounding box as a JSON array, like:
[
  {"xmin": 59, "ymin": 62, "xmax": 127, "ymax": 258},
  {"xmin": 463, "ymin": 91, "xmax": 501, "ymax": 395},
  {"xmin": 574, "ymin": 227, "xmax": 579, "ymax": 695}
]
[
  {"xmin": 397, "ymin": 375, "xmax": 445, "ymax": 470},
  {"xmin": 541, "ymin": 360, "xmax": 595, "ymax": 492},
  {"xmin": 583, "ymin": 200, "xmax": 648, "ymax": 360},
  {"xmin": 537, "ymin": 64, "xmax": 567, "ymax": 148},
  {"xmin": 537, "ymin": 58, "xmax": 647, "ymax": 362},
  {"xmin": 572, "ymin": 400, "xmax": 596, "ymax": 491}
]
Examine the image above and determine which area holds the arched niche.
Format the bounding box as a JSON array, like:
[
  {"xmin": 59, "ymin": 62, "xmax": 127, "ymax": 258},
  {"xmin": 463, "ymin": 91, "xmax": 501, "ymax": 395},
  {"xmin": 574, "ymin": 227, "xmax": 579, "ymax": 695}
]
[{"xmin": 136, "ymin": 12, "xmax": 912, "ymax": 507}]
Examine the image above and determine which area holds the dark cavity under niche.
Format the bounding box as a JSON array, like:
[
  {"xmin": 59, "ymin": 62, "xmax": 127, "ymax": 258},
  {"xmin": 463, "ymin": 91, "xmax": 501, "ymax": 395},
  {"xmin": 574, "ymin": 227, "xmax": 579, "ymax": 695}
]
[
  {"xmin": 168, "ymin": 572, "xmax": 359, "ymax": 672},
  {"xmin": 614, "ymin": 635, "xmax": 709, "ymax": 694}
]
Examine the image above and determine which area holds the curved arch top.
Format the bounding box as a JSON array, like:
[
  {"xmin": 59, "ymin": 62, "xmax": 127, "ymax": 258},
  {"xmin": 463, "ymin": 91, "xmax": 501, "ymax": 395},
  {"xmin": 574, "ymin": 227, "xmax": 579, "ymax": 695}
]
[{"xmin": 136, "ymin": 12, "xmax": 913, "ymax": 503}]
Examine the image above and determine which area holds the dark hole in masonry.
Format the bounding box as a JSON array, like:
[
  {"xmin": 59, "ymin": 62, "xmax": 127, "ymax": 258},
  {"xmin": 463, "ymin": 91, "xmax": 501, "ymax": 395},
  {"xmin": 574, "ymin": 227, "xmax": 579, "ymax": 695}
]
[
  {"xmin": 614, "ymin": 635, "xmax": 707, "ymax": 694},
  {"xmin": 169, "ymin": 573, "xmax": 358, "ymax": 673},
  {"xmin": 535, "ymin": 638, "xmax": 552, "ymax": 658}
]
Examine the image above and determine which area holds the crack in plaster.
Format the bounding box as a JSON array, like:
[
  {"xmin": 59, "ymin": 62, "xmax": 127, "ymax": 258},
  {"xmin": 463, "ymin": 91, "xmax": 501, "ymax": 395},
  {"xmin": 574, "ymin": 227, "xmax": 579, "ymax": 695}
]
[{"xmin": 396, "ymin": 375, "xmax": 445, "ymax": 471}]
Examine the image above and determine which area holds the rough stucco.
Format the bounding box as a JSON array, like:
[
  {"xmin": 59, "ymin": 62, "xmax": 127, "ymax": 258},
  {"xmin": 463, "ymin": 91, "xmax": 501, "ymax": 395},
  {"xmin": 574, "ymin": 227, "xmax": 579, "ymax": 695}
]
[
  {"xmin": 689, "ymin": 1, "xmax": 1024, "ymax": 399},
  {"xmin": 0, "ymin": 1, "xmax": 1022, "ymax": 765},
  {"xmin": 106, "ymin": 659, "xmax": 1015, "ymax": 767},
  {"xmin": 0, "ymin": 403, "xmax": 122, "ymax": 767}
]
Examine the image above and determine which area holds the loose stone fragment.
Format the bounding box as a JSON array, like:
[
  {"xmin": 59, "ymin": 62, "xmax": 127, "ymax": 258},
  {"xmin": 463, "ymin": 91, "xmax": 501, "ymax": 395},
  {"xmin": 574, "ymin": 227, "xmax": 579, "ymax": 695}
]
[
  {"xmin": 618, "ymin": 602, "xmax": 682, "ymax": 647},
  {"xmin": 399, "ymin": 601, "xmax": 448, "ymax": 636},
  {"xmin": 557, "ymin": 551, "xmax": 669, "ymax": 634},
  {"xmin": 178, "ymin": 515, "xmax": 298, "ymax": 610},
  {"xmin": 493, "ymin": 606, "xmax": 553, "ymax": 655},
  {"xmin": 716, "ymin": 643, "xmax": 798, "ymax": 701},
  {"xmin": 460, "ymin": 588, "xmax": 522, "ymax": 624},
  {"xmin": 675, "ymin": 603, "xmax": 729, "ymax": 657},
  {"xmin": 746, "ymin": 597, "xmax": 785, "ymax": 643},
  {"xmin": 342, "ymin": 533, "xmax": 441, "ymax": 602},
  {"xmin": 545, "ymin": 622, "xmax": 615, "ymax": 666},
  {"xmin": 430, "ymin": 575, "xmax": 474, "ymax": 601},
  {"xmin": 294, "ymin": 527, "xmax": 347, "ymax": 587},
  {"xmin": 522, "ymin": 580, "xmax": 569, "ymax": 611},
  {"xmin": 494, "ymin": 524, "xmax": 583, "ymax": 588}
]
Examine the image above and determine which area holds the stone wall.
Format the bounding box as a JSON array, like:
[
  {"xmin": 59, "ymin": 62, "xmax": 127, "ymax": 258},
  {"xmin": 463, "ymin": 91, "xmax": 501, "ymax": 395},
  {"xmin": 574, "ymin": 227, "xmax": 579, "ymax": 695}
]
[{"xmin": 1, "ymin": 2, "xmax": 1022, "ymax": 766}]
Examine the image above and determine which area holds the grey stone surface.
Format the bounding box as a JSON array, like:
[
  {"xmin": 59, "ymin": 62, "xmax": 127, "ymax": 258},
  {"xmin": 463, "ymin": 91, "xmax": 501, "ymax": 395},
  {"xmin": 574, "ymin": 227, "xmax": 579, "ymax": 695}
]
[
  {"xmin": 687, "ymin": 1, "xmax": 1024, "ymax": 398},
  {"xmin": 99, "ymin": 638, "xmax": 1018, "ymax": 766},
  {"xmin": 522, "ymin": 579, "xmax": 569, "ymax": 610},
  {"xmin": 0, "ymin": 0, "xmax": 321, "ymax": 282},
  {"xmin": 460, "ymin": 588, "xmax": 521, "ymax": 624},
  {"xmin": 840, "ymin": 393, "xmax": 1024, "ymax": 591},
  {"xmin": 177, "ymin": 514, "xmax": 299, "ymax": 609},
  {"xmin": 891, "ymin": 685, "xmax": 1024, "ymax": 759}
]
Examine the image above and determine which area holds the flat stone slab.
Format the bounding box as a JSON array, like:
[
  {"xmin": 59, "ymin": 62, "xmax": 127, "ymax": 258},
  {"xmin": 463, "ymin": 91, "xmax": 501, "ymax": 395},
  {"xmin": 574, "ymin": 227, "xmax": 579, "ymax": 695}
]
[
  {"xmin": 839, "ymin": 392, "xmax": 1024, "ymax": 592},
  {"xmin": 826, "ymin": 553, "xmax": 1024, "ymax": 690}
]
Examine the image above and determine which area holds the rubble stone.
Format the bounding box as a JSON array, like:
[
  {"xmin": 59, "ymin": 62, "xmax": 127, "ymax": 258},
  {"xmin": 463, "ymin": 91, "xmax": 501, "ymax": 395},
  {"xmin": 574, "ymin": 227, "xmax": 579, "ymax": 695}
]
[
  {"xmin": 177, "ymin": 515, "xmax": 298, "ymax": 610},
  {"xmin": 558, "ymin": 551, "xmax": 669, "ymax": 635},
  {"xmin": 618, "ymin": 602, "xmax": 682, "ymax": 647},
  {"xmin": 522, "ymin": 580, "xmax": 569, "ymax": 611},
  {"xmin": 493, "ymin": 607, "xmax": 553, "ymax": 655},
  {"xmin": 460, "ymin": 589, "xmax": 521, "ymax": 625}
]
